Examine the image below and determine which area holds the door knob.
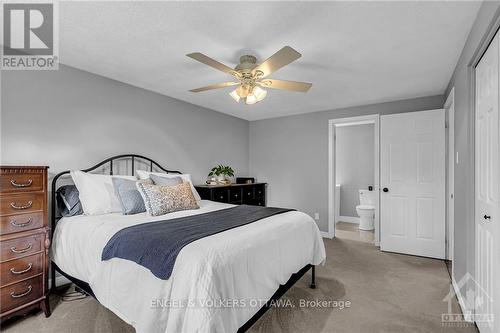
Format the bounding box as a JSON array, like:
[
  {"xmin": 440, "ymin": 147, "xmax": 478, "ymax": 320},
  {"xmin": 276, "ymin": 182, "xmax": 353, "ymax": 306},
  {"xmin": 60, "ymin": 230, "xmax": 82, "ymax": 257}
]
[
  {"xmin": 383, "ymin": 188, "xmax": 389, "ymax": 192},
  {"xmin": 484, "ymin": 215, "xmax": 491, "ymax": 220}
]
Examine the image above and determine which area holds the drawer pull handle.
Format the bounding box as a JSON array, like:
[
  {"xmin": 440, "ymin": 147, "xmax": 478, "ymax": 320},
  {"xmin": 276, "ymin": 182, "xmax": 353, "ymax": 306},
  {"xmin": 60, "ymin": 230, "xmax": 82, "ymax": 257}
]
[
  {"xmin": 234, "ymin": 194, "xmax": 238, "ymax": 197},
  {"xmin": 247, "ymin": 192, "xmax": 251, "ymax": 196},
  {"xmin": 10, "ymin": 201, "xmax": 33, "ymax": 210},
  {"xmin": 10, "ymin": 263, "xmax": 32, "ymax": 275},
  {"xmin": 10, "ymin": 285, "xmax": 32, "ymax": 298},
  {"xmin": 10, "ymin": 179, "xmax": 33, "ymax": 188},
  {"xmin": 10, "ymin": 217, "xmax": 33, "ymax": 228},
  {"xmin": 10, "ymin": 243, "xmax": 32, "ymax": 254},
  {"xmin": 220, "ymin": 196, "xmax": 224, "ymax": 199}
]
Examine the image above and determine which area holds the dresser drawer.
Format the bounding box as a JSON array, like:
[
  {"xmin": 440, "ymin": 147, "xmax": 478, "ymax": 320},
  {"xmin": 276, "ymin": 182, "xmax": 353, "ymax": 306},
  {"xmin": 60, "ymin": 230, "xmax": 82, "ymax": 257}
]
[
  {"xmin": 0, "ymin": 193, "xmax": 44, "ymax": 216},
  {"xmin": 1, "ymin": 275, "xmax": 43, "ymax": 313},
  {"xmin": 254, "ymin": 185, "xmax": 265, "ymax": 199},
  {"xmin": 0, "ymin": 212, "xmax": 44, "ymax": 236},
  {"xmin": 248, "ymin": 198, "xmax": 266, "ymax": 207},
  {"xmin": 213, "ymin": 188, "xmax": 229, "ymax": 202},
  {"xmin": 1, "ymin": 253, "xmax": 43, "ymax": 287},
  {"xmin": 229, "ymin": 188, "xmax": 242, "ymax": 203},
  {"xmin": 1, "ymin": 234, "xmax": 43, "ymax": 262},
  {"xmin": 0, "ymin": 172, "xmax": 44, "ymax": 194},
  {"xmin": 243, "ymin": 188, "xmax": 254, "ymax": 200}
]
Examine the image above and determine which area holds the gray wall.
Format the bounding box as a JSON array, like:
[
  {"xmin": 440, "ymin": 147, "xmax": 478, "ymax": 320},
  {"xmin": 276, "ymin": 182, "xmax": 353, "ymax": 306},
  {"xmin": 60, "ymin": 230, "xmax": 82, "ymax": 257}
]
[
  {"xmin": 249, "ymin": 95, "xmax": 443, "ymax": 231},
  {"xmin": 336, "ymin": 124, "xmax": 374, "ymax": 217},
  {"xmin": 445, "ymin": 1, "xmax": 500, "ymax": 297},
  {"xmin": 1, "ymin": 65, "xmax": 250, "ymax": 184}
]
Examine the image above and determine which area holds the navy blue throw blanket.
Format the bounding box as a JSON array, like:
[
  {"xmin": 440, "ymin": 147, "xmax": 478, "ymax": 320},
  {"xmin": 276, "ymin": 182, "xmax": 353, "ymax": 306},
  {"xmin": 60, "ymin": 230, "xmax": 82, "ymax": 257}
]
[{"xmin": 101, "ymin": 205, "xmax": 294, "ymax": 280}]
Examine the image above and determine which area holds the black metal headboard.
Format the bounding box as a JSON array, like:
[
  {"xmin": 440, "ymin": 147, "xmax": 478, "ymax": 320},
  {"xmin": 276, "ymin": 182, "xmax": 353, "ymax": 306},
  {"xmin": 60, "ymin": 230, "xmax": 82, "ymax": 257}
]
[{"xmin": 50, "ymin": 154, "xmax": 182, "ymax": 235}]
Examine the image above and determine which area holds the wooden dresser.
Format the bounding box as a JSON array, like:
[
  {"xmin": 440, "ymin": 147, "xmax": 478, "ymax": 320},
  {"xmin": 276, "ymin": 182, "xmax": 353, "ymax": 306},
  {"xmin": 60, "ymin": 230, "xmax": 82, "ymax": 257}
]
[
  {"xmin": 195, "ymin": 183, "xmax": 267, "ymax": 206},
  {"xmin": 0, "ymin": 166, "xmax": 50, "ymax": 321}
]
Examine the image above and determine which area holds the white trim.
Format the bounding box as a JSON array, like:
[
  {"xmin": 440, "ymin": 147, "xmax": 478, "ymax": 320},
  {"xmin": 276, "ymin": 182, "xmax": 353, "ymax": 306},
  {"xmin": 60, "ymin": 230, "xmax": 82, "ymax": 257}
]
[
  {"xmin": 328, "ymin": 114, "xmax": 380, "ymax": 245},
  {"xmin": 321, "ymin": 231, "xmax": 334, "ymax": 239},
  {"xmin": 451, "ymin": 275, "xmax": 474, "ymax": 322},
  {"xmin": 328, "ymin": 119, "xmax": 335, "ymax": 239},
  {"xmin": 335, "ymin": 120, "xmax": 375, "ymax": 127},
  {"xmin": 337, "ymin": 216, "xmax": 360, "ymax": 224},
  {"xmin": 444, "ymin": 87, "xmax": 455, "ymax": 262}
]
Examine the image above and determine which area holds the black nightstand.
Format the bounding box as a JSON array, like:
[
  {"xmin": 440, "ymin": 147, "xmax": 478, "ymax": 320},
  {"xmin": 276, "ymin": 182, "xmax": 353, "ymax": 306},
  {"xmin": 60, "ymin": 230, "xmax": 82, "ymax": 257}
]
[{"xmin": 195, "ymin": 183, "xmax": 267, "ymax": 206}]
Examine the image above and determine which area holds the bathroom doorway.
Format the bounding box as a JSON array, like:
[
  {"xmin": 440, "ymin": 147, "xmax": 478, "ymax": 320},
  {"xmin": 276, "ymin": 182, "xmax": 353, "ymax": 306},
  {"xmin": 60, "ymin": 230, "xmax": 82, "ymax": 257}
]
[{"xmin": 328, "ymin": 115, "xmax": 380, "ymax": 245}]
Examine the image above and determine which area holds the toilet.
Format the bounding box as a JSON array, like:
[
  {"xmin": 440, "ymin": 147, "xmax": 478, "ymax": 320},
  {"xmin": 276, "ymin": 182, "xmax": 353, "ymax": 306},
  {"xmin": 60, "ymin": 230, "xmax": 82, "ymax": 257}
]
[{"xmin": 356, "ymin": 189, "xmax": 375, "ymax": 231}]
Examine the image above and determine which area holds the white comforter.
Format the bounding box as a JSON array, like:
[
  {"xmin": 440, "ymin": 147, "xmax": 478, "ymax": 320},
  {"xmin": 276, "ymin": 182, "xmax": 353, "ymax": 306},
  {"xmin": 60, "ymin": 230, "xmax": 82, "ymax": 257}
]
[{"xmin": 51, "ymin": 200, "xmax": 326, "ymax": 333}]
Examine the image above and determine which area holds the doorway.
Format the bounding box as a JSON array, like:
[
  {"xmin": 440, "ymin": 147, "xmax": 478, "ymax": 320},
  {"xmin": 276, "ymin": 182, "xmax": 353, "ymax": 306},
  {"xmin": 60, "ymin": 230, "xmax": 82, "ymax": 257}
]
[{"xmin": 328, "ymin": 115, "xmax": 380, "ymax": 245}]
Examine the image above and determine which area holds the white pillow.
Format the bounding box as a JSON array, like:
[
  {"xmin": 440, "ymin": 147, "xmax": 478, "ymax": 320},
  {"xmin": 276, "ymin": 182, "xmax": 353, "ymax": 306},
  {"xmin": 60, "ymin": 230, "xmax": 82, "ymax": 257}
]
[
  {"xmin": 136, "ymin": 170, "xmax": 201, "ymax": 201},
  {"xmin": 70, "ymin": 170, "xmax": 136, "ymax": 215}
]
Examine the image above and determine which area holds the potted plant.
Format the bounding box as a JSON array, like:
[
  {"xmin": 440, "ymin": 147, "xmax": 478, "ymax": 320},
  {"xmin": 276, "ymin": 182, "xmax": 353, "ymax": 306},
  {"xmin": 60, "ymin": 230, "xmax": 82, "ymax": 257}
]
[{"xmin": 208, "ymin": 165, "xmax": 234, "ymax": 184}]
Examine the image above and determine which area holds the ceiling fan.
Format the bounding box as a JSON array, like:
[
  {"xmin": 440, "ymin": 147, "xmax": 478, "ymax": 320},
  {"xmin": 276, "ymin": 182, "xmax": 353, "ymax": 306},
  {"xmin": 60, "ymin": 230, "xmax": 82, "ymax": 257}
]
[{"xmin": 186, "ymin": 46, "xmax": 312, "ymax": 105}]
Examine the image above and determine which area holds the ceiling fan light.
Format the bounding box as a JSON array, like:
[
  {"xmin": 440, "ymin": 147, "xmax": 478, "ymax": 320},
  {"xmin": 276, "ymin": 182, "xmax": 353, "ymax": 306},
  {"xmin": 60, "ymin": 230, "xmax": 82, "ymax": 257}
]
[
  {"xmin": 245, "ymin": 94, "xmax": 257, "ymax": 105},
  {"xmin": 253, "ymin": 86, "xmax": 267, "ymax": 102},
  {"xmin": 236, "ymin": 85, "xmax": 247, "ymax": 97},
  {"xmin": 229, "ymin": 89, "xmax": 241, "ymax": 103}
]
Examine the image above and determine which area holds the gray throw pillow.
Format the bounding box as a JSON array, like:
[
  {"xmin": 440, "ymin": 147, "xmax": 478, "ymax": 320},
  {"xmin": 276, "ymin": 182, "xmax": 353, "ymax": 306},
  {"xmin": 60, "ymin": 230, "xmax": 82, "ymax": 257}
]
[
  {"xmin": 56, "ymin": 185, "xmax": 83, "ymax": 217},
  {"xmin": 150, "ymin": 174, "xmax": 183, "ymax": 186},
  {"xmin": 112, "ymin": 178, "xmax": 149, "ymax": 215}
]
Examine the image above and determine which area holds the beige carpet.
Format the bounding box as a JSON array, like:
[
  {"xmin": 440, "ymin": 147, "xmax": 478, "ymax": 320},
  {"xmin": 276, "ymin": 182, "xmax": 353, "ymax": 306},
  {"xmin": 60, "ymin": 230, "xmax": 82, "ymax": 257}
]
[{"xmin": 1, "ymin": 238, "xmax": 476, "ymax": 333}]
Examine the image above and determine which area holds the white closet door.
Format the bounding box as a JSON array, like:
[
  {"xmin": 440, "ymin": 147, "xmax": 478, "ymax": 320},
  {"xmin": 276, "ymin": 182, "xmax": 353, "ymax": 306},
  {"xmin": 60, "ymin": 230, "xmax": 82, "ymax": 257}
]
[
  {"xmin": 380, "ymin": 109, "xmax": 445, "ymax": 259},
  {"xmin": 474, "ymin": 29, "xmax": 500, "ymax": 333}
]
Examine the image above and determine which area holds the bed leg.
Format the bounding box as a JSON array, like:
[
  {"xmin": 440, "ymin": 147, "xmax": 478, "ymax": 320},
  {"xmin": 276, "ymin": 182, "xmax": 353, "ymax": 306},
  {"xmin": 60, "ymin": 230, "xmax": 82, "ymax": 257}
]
[
  {"xmin": 310, "ymin": 265, "xmax": 316, "ymax": 289},
  {"xmin": 50, "ymin": 262, "xmax": 56, "ymax": 292}
]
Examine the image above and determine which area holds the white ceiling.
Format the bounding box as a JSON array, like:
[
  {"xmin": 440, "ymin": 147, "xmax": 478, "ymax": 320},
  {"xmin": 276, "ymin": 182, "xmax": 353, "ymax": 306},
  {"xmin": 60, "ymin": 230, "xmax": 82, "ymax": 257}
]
[{"xmin": 60, "ymin": 1, "xmax": 481, "ymax": 121}]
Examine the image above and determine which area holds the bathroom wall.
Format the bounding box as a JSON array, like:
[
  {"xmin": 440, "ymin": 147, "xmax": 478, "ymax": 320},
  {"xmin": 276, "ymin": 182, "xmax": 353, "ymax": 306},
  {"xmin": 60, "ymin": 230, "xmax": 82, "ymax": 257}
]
[{"xmin": 335, "ymin": 124, "xmax": 375, "ymax": 218}]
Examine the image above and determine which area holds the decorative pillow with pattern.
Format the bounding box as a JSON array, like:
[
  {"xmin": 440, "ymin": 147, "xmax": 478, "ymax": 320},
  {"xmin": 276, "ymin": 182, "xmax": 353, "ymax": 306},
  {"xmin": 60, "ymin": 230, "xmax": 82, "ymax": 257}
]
[
  {"xmin": 136, "ymin": 170, "xmax": 202, "ymax": 201},
  {"xmin": 136, "ymin": 181, "xmax": 199, "ymax": 216}
]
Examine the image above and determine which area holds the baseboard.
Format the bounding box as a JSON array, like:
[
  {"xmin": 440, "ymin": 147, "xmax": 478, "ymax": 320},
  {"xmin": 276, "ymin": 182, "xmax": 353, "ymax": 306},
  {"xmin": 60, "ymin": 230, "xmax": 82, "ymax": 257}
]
[
  {"xmin": 320, "ymin": 231, "xmax": 333, "ymax": 239},
  {"xmin": 338, "ymin": 216, "xmax": 360, "ymax": 224},
  {"xmin": 451, "ymin": 275, "xmax": 473, "ymax": 322}
]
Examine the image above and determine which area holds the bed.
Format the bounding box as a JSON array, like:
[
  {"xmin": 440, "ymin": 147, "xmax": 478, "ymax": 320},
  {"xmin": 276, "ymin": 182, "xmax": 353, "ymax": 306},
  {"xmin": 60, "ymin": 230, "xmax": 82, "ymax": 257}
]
[{"xmin": 49, "ymin": 155, "xmax": 326, "ymax": 333}]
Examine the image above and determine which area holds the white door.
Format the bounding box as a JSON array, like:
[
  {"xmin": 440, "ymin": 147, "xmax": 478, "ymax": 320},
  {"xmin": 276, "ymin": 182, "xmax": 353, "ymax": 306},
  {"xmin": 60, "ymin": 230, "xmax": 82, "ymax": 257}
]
[
  {"xmin": 474, "ymin": 30, "xmax": 499, "ymax": 333},
  {"xmin": 380, "ymin": 109, "xmax": 445, "ymax": 259}
]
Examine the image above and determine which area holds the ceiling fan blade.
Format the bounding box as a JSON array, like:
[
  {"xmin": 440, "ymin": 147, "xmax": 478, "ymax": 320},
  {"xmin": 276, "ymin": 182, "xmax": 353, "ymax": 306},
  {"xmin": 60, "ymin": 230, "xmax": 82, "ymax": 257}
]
[
  {"xmin": 253, "ymin": 46, "xmax": 302, "ymax": 78},
  {"xmin": 258, "ymin": 79, "xmax": 312, "ymax": 92},
  {"xmin": 189, "ymin": 82, "xmax": 240, "ymax": 93},
  {"xmin": 186, "ymin": 53, "xmax": 238, "ymax": 76}
]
